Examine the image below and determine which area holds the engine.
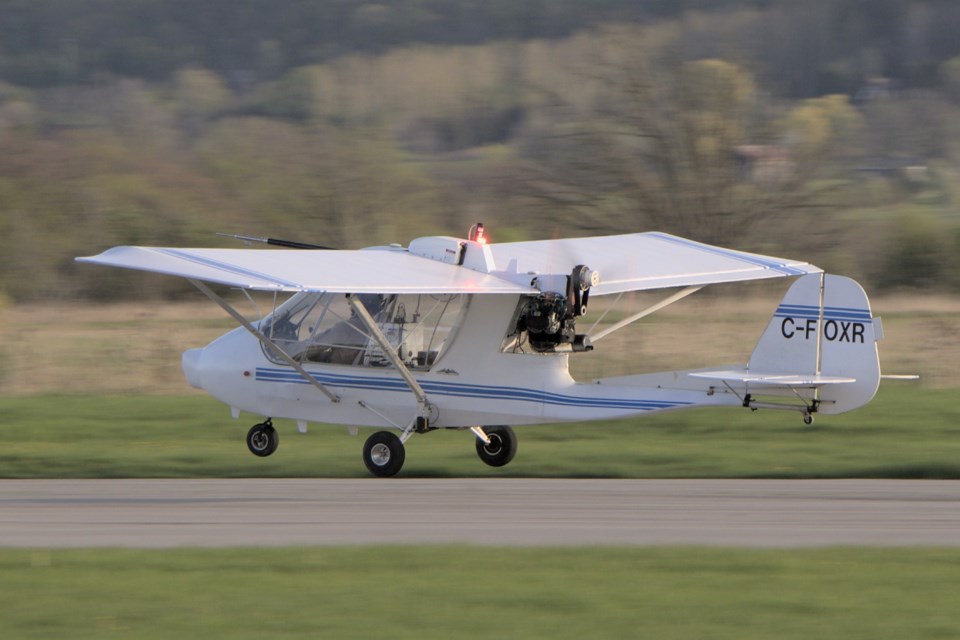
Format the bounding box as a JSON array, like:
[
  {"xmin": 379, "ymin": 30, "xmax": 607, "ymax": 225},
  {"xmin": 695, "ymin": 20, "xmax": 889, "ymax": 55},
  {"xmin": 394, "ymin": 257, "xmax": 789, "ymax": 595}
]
[{"xmin": 517, "ymin": 265, "xmax": 598, "ymax": 353}]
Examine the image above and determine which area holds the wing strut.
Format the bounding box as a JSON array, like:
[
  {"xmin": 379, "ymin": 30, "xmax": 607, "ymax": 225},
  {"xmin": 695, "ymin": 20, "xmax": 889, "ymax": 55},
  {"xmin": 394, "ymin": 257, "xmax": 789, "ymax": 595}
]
[
  {"xmin": 188, "ymin": 279, "xmax": 340, "ymax": 403},
  {"xmin": 346, "ymin": 294, "xmax": 433, "ymax": 423},
  {"xmin": 589, "ymin": 286, "xmax": 702, "ymax": 343}
]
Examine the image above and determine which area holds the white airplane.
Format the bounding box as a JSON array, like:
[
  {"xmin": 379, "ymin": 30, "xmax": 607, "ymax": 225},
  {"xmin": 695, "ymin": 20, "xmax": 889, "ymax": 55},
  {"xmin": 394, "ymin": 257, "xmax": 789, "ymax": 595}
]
[{"xmin": 78, "ymin": 224, "xmax": 884, "ymax": 476}]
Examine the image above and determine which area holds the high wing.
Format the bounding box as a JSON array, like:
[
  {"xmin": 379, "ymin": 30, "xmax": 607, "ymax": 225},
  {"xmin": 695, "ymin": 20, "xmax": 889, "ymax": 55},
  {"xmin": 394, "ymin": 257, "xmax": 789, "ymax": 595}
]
[
  {"xmin": 488, "ymin": 232, "xmax": 821, "ymax": 296},
  {"xmin": 77, "ymin": 231, "xmax": 820, "ymax": 295},
  {"xmin": 76, "ymin": 245, "xmax": 537, "ymax": 294}
]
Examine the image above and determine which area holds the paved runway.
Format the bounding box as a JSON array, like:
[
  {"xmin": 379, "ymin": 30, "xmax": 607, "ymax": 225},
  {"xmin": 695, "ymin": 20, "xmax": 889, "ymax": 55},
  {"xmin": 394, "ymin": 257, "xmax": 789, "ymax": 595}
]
[{"xmin": 1, "ymin": 479, "xmax": 958, "ymax": 548}]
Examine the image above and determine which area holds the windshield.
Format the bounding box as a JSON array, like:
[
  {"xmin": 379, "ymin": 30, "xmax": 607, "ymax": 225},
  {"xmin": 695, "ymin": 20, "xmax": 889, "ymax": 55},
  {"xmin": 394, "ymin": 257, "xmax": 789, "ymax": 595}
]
[{"xmin": 258, "ymin": 292, "xmax": 466, "ymax": 370}]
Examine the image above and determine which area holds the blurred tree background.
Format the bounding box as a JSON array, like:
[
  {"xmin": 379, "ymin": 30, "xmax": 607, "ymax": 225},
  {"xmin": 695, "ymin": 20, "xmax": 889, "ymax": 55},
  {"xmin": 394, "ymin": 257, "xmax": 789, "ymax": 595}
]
[{"xmin": 1, "ymin": 0, "xmax": 960, "ymax": 301}]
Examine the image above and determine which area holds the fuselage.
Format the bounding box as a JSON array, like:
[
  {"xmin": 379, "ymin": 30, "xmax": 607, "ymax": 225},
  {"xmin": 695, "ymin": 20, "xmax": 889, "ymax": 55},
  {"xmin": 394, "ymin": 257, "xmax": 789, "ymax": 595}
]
[{"xmin": 183, "ymin": 293, "xmax": 737, "ymax": 430}]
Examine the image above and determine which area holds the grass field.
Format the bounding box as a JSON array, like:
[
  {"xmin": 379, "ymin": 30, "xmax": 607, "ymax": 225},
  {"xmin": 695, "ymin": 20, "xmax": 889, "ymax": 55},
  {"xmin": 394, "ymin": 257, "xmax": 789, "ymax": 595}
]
[
  {"xmin": 1, "ymin": 546, "xmax": 959, "ymax": 639},
  {"xmin": 1, "ymin": 385, "xmax": 957, "ymax": 478}
]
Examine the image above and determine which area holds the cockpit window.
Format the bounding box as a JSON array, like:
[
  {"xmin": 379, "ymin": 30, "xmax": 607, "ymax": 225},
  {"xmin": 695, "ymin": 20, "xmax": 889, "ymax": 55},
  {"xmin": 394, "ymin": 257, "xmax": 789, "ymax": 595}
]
[{"xmin": 258, "ymin": 292, "xmax": 465, "ymax": 370}]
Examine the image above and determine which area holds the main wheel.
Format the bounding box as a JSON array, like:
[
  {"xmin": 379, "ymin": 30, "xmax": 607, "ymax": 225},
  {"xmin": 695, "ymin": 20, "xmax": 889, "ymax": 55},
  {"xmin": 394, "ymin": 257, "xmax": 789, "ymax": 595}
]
[
  {"xmin": 362, "ymin": 431, "xmax": 406, "ymax": 477},
  {"xmin": 475, "ymin": 425, "xmax": 517, "ymax": 467},
  {"xmin": 246, "ymin": 422, "xmax": 279, "ymax": 457}
]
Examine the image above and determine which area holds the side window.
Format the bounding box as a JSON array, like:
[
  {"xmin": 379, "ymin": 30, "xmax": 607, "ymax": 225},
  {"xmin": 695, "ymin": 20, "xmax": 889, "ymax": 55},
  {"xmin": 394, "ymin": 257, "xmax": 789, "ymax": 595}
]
[
  {"xmin": 259, "ymin": 292, "xmax": 464, "ymax": 369},
  {"xmin": 382, "ymin": 293, "xmax": 465, "ymax": 369}
]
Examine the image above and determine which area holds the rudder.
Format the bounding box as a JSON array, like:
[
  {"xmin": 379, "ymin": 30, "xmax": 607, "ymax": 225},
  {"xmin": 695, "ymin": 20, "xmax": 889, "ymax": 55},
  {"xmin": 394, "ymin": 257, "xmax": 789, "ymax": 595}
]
[{"xmin": 749, "ymin": 273, "xmax": 881, "ymax": 414}]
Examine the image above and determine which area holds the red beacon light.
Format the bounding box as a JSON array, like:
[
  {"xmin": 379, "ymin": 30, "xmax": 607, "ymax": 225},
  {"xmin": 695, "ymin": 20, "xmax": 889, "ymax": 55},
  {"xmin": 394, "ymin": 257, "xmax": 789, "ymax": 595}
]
[{"xmin": 468, "ymin": 222, "xmax": 487, "ymax": 244}]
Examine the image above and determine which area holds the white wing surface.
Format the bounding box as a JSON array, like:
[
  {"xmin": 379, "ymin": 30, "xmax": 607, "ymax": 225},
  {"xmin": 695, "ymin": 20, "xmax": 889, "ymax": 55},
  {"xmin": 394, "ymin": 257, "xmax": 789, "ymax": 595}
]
[
  {"xmin": 78, "ymin": 232, "xmax": 820, "ymax": 295},
  {"xmin": 77, "ymin": 246, "xmax": 536, "ymax": 294},
  {"xmin": 488, "ymin": 232, "xmax": 821, "ymax": 295}
]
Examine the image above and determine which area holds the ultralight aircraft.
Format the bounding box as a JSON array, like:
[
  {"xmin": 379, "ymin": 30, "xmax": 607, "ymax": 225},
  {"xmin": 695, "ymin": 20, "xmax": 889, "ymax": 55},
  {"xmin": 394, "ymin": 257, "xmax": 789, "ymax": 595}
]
[{"xmin": 78, "ymin": 224, "xmax": 886, "ymax": 476}]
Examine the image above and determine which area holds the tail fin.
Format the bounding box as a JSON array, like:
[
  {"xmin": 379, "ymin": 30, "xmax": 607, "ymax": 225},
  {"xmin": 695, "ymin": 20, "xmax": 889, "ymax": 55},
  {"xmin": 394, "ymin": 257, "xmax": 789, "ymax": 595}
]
[{"xmin": 749, "ymin": 273, "xmax": 881, "ymax": 414}]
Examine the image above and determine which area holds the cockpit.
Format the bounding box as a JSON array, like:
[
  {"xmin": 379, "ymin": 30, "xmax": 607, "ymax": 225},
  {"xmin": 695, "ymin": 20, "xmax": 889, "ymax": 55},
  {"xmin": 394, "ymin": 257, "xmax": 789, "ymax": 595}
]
[{"xmin": 257, "ymin": 291, "xmax": 466, "ymax": 370}]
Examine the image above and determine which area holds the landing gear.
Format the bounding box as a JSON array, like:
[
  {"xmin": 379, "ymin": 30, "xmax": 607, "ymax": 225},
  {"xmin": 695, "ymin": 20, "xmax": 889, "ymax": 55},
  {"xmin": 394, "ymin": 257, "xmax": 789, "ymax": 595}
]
[
  {"xmin": 475, "ymin": 425, "xmax": 517, "ymax": 467},
  {"xmin": 246, "ymin": 420, "xmax": 279, "ymax": 457},
  {"xmin": 803, "ymin": 413, "xmax": 815, "ymax": 425},
  {"xmin": 363, "ymin": 431, "xmax": 406, "ymax": 477}
]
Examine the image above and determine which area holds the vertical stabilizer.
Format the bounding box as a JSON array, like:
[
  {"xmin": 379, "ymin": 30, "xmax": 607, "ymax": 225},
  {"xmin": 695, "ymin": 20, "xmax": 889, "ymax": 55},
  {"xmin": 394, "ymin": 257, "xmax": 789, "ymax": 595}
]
[{"xmin": 749, "ymin": 274, "xmax": 880, "ymax": 414}]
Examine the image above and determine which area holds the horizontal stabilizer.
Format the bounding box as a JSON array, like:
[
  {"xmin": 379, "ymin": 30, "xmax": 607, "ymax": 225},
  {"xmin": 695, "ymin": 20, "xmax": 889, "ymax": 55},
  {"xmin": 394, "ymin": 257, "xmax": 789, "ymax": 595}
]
[{"xmin": 689, "ymin": 370, "xmax": 856, "ymax": 387}]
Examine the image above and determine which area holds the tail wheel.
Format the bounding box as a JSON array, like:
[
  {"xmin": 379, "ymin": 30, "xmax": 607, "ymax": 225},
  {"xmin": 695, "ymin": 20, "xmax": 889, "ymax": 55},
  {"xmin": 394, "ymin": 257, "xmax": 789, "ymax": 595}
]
[
  {"xmin": 476, "ymin": 425, "xmax": 517, "ymax": 467},
  {"xmin": 362, "ymin": 431, "xmax": 406, "ymax": 477},
  {"xmin": 246, "ymin": 421, "xmax": 279, "ymax": 457}
]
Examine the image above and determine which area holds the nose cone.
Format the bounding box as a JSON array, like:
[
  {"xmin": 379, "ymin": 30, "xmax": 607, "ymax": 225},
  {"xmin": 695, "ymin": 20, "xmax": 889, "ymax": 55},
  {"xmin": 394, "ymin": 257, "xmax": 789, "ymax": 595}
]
[{"xmin": 182, "ymin": 348, "xmax": 205, "ymax": 389}]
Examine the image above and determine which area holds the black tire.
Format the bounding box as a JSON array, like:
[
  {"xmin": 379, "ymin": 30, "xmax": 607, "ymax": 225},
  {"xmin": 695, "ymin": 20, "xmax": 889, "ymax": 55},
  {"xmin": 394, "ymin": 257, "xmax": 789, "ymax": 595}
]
[
  {"xmin": 362, "ymin": 431, "xmax": 405, "ymax": 477},
  {"xmin": 246, "ymin": 422, "xmax": 279, "ymax": 457},
  {"xmin": 475, "ymin": 425, "xmax": 517, "ymax": 467}
]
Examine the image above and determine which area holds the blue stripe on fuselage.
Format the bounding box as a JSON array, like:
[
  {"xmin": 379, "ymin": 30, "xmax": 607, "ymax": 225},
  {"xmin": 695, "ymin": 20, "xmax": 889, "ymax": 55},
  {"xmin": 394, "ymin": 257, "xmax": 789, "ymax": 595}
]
[{"xmin": 254, "ymin": 367, "xmax": 689, "ymax": 411}]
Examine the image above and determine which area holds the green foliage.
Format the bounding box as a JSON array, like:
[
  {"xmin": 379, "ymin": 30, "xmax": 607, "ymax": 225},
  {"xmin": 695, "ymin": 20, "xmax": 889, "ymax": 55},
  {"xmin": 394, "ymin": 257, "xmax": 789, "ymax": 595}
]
[
  {"xmin": 940, "ymin": 56, "xmax": 960, "ymax": 102},
  {"xmin": 0, "ymin": 346, "xmax": 10, "ymax": 390},
  {"xmin": 172, "ymin": 67, "xmax": 230, "ymax": 132},
  {"xmin": 0, "ymin": 1, "xmax": 771, "ymax": 87},
  {"xmin": 1, "ymin": 1, "xmax": 959, "ymax": 99},
  {"xmin": 949, "ymin": 226, "xmax": 960, "ymax": 292},
  {"xmin": 260, "ymin": 66, "xmax": 323, "ymax": 121},
  {"xmin": 876, "ymin": 209, "xmax": 952, "ymax": 290},
  {"xmin": 783, "ymin": 94, "xmax": 864, "ymax": 161},
  {"xmin": 3, "ymin": 2, "xmax": 960, "ymax": 298},
  {"xmin": 678, "ymin": 59, "xmax": 756, "ymax": 158},
  {"xmin": 0, "ymin": 128, "xmax": 228, "ymax": 300}
]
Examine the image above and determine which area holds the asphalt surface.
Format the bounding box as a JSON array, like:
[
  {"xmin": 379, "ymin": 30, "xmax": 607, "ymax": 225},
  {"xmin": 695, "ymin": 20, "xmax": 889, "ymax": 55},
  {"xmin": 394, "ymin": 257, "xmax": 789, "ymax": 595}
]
[{"xmin": 1, "ymin": 479, "xmax": 958, "ymax": 548}]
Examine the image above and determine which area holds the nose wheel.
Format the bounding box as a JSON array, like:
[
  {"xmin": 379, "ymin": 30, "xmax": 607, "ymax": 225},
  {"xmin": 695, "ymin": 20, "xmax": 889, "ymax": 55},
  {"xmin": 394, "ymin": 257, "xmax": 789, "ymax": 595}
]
[{"xmin": 246, "ymin": 420, "xmax": 279, "ymax": 457}]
